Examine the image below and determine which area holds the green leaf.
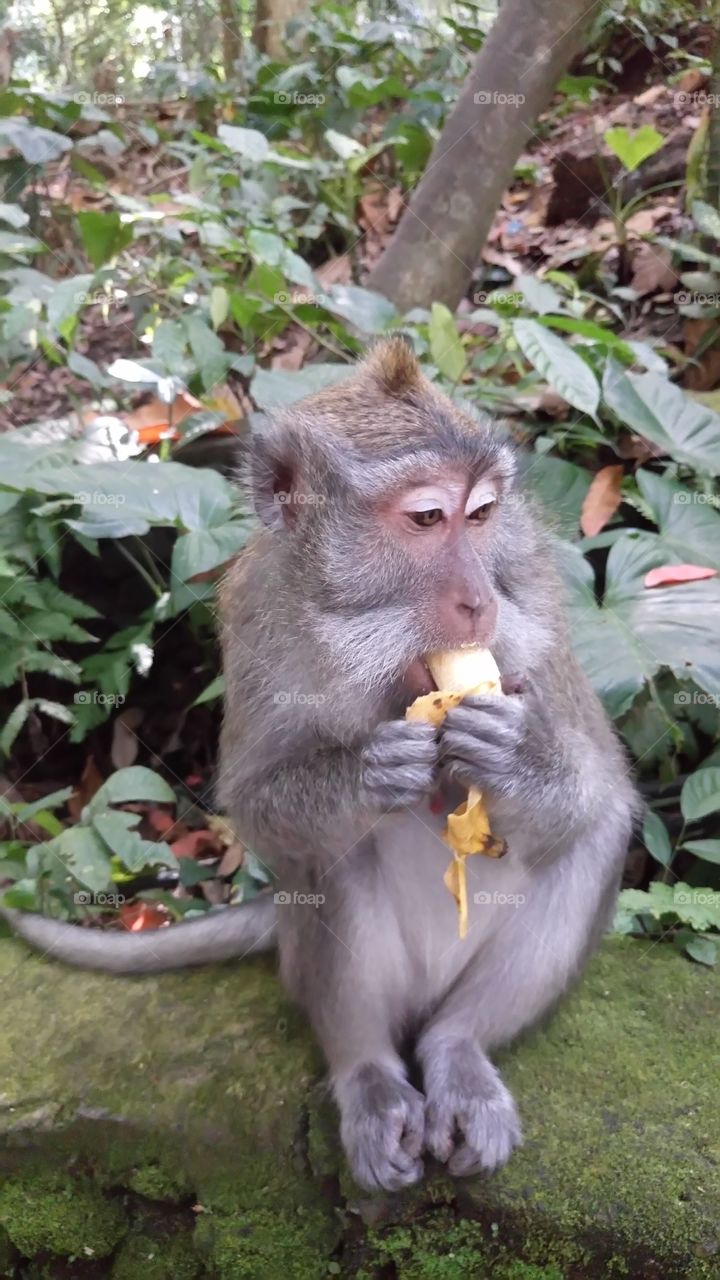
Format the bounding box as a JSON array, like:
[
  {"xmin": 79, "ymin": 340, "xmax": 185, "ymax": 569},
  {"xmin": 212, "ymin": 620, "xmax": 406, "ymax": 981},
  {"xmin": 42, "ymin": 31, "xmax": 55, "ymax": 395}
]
[
  {"xmin": 618, "ymin": 880, "xmax": 720, "ymax": 931},
  {"xmin": 325, "ymin": 129, "xmax": 364, "ymax": 160},
  {"xmin": 87, "ymin": 766, "xmax": 175, "ymax": 817},
  {"xmin": 684, "ymin": 936, "xmax": 717, "ymax": 966},
  {"xmin": 0, "ymin": 117, "xmax": 72, "ymax": 163},
  {"xmin": 516, "ymin": 274, "xmax": 564, "ymax": 316},
  {"xmin": 604, "ymin": 125, "xmax": 664, "ymax": 171},
  {"xmin": 2, "ymin": 879, "xmax": 39, "ymax": 911},
  {"xmin": 513, "ymin": 319, "xmax": 599, "ymax": 418},
  {"xmin": 524, "ymin": 454, "xmax": 590, "ymax": 537},
  {"xmin": 185, "ymin": 315, "xmax": 229, "ymax": 391},
  {"xmin": 0, "ymin": 701, "xmax": 31, "ymax": 755},
  {"xmin": 39, "ymin": 826, "xmax": 113, "ymax": 893},
  {"xmin": 77, "ymin": 211, "xmax": 133, "ymax": 268},
  {"xmin": 46, "ymin": 275, "xmax": 94, "ymax": 334},
  {"xmin": 681, "ymin": 767, "xmax": 720, "ymax": 822},
  {"xmin": 210, "ymin": 285, "xmax": 229, "ymax": 330},
  {"xmin": 218, "ymin": 124, "xmax": 269, "ymax": 161},
  {"xmin": 603, "ymin": 362, "xmax": 720, "ymax": 474},
  {"xmin": 193, "ymin": 674, "xmax": 225, "ymax": 706},
  {"xmin": 92, "ymin": 811, "xmax": 177, "ymax": 875},
  {"xmin": 635, "ymin": 470, "xmax": 720, "ymax": 570},
  {"xmin": 15, "ymin": 787, "xmax": 74, "ymax": 821},
  {"xmin": 564, "ymin": 532, "xmax": 720, "ymax": 716},
  {"xmin": 692, "ymin": 200, "xmax": 720, "ymax": 240},
  {"xmin": 429, "ymin": 303, "xmax": 466, "ymax": 383},
  {"xmin": 251, "ymin": 363, "xmax": 354, "ymax": 409},
  {"xmin": 323, "ymin": 284, "xmax": 396, "ymax": 334},
  {"xmin": 153, "ymin": 320, "xmax": 187, "ymax": 372},
  {"xmin": 171, "ymin": 522, "xmax": 252, "ymax": 583},
  {"xmin": 682, "ymin": 839, "xmax": 720, "ymax": 865},
  {"xmin": 67, "ymin": 351, "xmax": 106, "ymax": 388},
  {"xmin": 643, "ymin": 809, "xmax": 673, "ymax": 867},
  {"xmin": 0, "ymin": 202, "xmax": 29, "ymax": 229}
]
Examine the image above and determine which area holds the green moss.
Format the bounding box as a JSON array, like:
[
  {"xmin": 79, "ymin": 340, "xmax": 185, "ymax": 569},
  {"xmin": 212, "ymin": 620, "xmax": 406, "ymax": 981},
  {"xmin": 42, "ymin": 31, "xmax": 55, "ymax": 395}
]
[
  {"xmin": 111, "ymin": 1229, "xmax": 201, "ymax": 1280},
  {"xmin": 0, "ymin": 1171, "xmax": 126, "ymax": 1258},
  {"xmin": 127, "ymin": 1162, "xmax": 190, "ymax": 1202},
  {"xmin": 195, "ymin": 1204, "xmax": 338, "ymax": 1280},
  {"xmin": 367, "ymin": 1217, "xmax": 566, "ymax": 1280}
]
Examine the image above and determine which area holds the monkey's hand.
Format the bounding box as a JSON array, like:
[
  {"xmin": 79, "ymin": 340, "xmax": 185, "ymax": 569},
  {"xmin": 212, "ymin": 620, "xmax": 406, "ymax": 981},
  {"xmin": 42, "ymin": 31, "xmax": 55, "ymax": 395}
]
[
  {"xmin": 361, "ymin": 721, "xmax": 438, "ymax": 811},
  {"xmin": 438, "ymin": 693, "xmax": 528, "ymax": 795}
]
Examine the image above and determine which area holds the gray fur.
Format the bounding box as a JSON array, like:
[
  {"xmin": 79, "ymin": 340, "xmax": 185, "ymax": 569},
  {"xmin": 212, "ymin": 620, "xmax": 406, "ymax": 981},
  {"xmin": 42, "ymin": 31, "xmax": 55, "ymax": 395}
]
[{"xmin": 3, "ymin": 339, "xmax": 637, "ymax": 1191}]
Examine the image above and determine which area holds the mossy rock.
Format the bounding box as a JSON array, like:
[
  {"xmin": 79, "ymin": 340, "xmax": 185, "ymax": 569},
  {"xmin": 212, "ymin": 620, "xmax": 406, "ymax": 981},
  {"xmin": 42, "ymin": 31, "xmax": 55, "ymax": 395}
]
[{"xmin": 0, "ymin": 937, "xmax": 718, "ymax": 1277}]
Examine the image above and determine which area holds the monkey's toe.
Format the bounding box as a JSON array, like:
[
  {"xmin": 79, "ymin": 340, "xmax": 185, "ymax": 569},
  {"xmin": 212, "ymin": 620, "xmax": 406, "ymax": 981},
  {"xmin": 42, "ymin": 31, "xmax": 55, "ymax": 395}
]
[{"xmin": 422, "ymin": 1042, "xmax": 522, "ymax": 1176}]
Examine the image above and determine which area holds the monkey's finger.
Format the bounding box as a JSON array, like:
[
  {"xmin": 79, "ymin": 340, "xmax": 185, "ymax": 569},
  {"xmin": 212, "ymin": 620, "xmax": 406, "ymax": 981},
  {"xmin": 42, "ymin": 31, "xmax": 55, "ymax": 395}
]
[
  {"xmin": 440, "ymin": 710, "xmax": 517, "ymax": 749},
  {"xmin": 460, "ymin": 694, "xmax": 524, "ymax": 719}
]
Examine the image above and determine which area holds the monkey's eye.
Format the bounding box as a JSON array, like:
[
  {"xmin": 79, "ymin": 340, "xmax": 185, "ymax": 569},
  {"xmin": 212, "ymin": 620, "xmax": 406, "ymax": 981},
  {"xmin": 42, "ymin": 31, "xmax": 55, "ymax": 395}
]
[
  {"xmin": 467, "ymin": 501, "xmax": 495, "ymax": 523},
  {"xmin": 408, "ymin": 508, "xmax": 443, "ymax": 528}
]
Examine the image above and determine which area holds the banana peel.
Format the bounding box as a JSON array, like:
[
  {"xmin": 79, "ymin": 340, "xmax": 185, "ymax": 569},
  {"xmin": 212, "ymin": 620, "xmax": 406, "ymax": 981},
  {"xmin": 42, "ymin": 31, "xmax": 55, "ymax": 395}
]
[{"xmin": 406, "ymin": 647, "xmax": 505, "ymax": 938}]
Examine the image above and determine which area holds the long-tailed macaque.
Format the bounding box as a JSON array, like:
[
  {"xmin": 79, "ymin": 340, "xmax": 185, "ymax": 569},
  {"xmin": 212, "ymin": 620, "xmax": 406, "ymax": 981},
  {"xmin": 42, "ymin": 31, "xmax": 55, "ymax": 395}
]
[{"xmin": 3, "ymin": 338, "xmax": 635, "ymax": 1190}]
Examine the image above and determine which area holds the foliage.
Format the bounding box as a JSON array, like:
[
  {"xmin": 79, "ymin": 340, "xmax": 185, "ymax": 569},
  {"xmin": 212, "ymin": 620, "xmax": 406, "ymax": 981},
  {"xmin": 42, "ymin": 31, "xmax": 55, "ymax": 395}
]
[{"xmin": 0, "ymin": 0, "xmax": 719, "ymax": 956}]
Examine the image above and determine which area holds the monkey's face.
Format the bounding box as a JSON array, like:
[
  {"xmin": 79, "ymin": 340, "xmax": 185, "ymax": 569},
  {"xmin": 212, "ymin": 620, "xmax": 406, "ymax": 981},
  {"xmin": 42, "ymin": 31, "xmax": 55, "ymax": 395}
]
[{"xmin": 301, "ymin": 454, "xmax": 513, "ymax": 696}]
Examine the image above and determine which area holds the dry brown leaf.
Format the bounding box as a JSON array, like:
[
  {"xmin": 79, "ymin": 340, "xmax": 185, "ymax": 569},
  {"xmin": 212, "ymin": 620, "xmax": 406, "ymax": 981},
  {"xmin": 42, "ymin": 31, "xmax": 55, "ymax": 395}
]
[
  {"xmin": 217, "ymin": 842, "xmax": 245, "ymax": 877},
  {"xmin": 580, "ymin": 465, "xmax": 624, "ymax": 537},
  {"xmin": 110, "ymin": 707, "xmax": 144, "ymax": 770},
  {"xmin": 629, "ymin": 244, "xmax": 677, "ymax": 296},
  {"xmin": 68, "ymin": 756, "xmax": 105, "ymax": 821},
  {"xmin": 683, "ymin": 318, "xmax": 720, "ymax": 391}
]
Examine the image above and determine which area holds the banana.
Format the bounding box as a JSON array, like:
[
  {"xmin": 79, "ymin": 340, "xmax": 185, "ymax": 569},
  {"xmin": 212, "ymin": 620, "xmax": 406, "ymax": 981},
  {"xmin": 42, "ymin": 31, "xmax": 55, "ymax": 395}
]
[{"xmin": 406, "ymin": 646, "xmax": 505, "ymax": 938}]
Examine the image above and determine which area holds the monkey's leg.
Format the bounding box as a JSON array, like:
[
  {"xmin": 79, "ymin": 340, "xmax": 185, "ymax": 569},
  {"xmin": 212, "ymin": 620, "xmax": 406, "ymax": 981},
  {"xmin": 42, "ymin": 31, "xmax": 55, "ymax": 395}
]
[
  {"xmin": 416, "ymin": 846, "xmax": 620, "ymax": 1177},
  {"xmin": 278, "ymin": 852, "xmax": 426, "ymax": 1192}
]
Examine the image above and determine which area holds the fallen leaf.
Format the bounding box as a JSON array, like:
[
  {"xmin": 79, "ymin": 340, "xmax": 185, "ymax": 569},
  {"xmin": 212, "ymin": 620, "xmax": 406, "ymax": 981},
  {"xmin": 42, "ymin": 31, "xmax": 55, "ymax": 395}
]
[
  {"xmin": 170, "ymin": 829, "xmax": 220, "ymax": 859},
  {"xmin": 629, "ymin": 243, "xmax": 677, "ymax": 296},
  {"xmin": 580, "ymin": 465, "xmax": 624, "ymax": 536},
  {"xmin": 645, "ymin": 564, "xmax": 718, "ymax": 588},
  {"xmin": 217, "ymin": 841, "xmax": 245, "ymax": 877},
  {"xmin": 120, "ymin": 901, "xmax": 170, "ymax": 931}
]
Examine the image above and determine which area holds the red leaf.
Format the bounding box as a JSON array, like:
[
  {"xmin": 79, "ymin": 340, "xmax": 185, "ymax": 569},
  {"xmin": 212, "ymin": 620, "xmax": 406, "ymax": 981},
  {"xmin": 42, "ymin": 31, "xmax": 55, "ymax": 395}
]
[
  {"xmin": 644, "ymin": 564, "xmax": 718, "ymax": 588},
  {"xmin": 580, "ymin": 465, "xmax": 624, "ymax": 537},
  {"xmin": 147, "ymin": 808, "xmax": 176, "ymax": 835},
  {"xmin": 120, "ymin": 902, "xmax": 170, "ymax": 932}
]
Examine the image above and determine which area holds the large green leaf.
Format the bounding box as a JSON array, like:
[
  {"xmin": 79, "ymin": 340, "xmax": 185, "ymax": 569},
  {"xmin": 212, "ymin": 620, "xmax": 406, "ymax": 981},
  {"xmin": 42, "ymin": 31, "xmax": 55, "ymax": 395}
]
[
  {"xmin": 617, "ymin": 880, "xmax": 720, "ymax": 930},
  {"xmin": 513, "ymin": 319, "xmax": 599, "ymax": 418},
  {"xmin": 46, "ymin": 275, "xmax": 93, "ymax": 334},
  {"xmin": 603, "ymin": 362, "xmax": 720, "ymax": 474},
  {"xmin": 171, "ymin": 521, "xmax": 253, "ymax": 583},
  {"xmin": 323, "ymin": 284, "xmax": 397, "ymax": 334},
  {"xmin": 524, "ymin": 454, "xmax": 590, "ymax": 536},
  {"xmin": 86, "ymin": 766, "xmax": 175, "ymax": 818},
  {"xmin": 636, "ymin": 470, "xmax": 720, "ymax": 570},
  {"xmin": 251, "ymin": 363, "xmax": 355, "ymax": 409},
  {"xmin": 604, "ymin": 125, "xmax": 663, "ymax": 171},
  {"xmin": 565, "ymin": 532, "xmax": 720, "ymax": 715},
  {"xmin": 0, "ymin": 117, "xmax": 72, "ymax": 163},
  {"xmin": 92, "ymin": 810, "xmax": 177, "ymax": 875}
]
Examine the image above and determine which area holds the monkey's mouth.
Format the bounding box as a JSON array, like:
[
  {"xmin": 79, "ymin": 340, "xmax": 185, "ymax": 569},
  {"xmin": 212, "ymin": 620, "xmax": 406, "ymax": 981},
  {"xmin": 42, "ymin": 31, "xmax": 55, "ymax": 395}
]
[{"xmin": 400, "ymin": 657, "xmax": 437, "ymax": 699}]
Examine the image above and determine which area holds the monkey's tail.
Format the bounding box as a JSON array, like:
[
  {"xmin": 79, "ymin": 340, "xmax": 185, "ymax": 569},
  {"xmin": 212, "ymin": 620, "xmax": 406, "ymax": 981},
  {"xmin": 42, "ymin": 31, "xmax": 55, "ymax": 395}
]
[{"xmin": 0, "ymin": 894, "xmax": 277, "ymax": 975}]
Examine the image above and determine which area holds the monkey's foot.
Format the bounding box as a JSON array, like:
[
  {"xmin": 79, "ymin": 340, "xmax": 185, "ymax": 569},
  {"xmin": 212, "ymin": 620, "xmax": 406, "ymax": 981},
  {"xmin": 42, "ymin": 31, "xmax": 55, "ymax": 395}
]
[
  {"xmin": 337, "ymin": 1062, "xmax": 425, "ymax": 1191},
  {"xmin": 423, "ymin": 1040, "xmax": 522, "ymax": 1176}
]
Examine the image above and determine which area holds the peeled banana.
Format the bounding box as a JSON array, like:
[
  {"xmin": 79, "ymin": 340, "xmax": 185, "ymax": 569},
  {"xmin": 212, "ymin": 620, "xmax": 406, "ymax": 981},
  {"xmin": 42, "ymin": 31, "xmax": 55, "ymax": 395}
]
[{"xmin": 406, "ymin": 646, "xmax": 505, "ymax": 938}]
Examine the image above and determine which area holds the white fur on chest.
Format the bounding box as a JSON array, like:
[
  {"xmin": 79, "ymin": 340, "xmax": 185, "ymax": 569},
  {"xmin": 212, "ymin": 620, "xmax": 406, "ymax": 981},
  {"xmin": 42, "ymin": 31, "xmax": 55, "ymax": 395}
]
[{"xmin": 373, "ymin": 801, "xmax": 529, "ymax": 999}]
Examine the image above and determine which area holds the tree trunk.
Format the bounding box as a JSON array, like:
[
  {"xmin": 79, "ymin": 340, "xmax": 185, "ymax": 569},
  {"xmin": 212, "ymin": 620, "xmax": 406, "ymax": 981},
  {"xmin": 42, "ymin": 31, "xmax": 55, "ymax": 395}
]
[
  {"xmin": 253, "ymin": 0, "xmax": 305, "ymax": 59},
  {"xmin": 219, "ymin": 0, "xmax": 243, "ymax": 80},
  {"xmin": 367, "ymin": 0, "xmax": 601, "ymax": 313}
]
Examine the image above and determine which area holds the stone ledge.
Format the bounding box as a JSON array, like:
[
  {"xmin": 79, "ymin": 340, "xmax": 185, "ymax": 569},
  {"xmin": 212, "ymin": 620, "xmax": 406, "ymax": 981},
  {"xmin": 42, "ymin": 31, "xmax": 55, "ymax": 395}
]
[{"xmin": 0, "ymin": 935, "xmax": 717, "ymax": 1278}]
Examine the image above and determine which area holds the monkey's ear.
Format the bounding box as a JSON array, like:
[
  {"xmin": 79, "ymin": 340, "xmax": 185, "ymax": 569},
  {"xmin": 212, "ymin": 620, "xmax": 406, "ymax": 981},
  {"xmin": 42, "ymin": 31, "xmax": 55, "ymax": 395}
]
[
  {"xmin": 247, "ymin": 425, "xmax": 297, "ymax": 530},
  {"xmin": 361, "ymin": 334, "xmax": 422, "ymax": 397}
]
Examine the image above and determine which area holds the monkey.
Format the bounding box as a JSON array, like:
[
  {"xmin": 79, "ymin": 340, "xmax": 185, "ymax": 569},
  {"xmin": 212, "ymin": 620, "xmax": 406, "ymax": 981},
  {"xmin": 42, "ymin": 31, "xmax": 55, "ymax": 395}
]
[{"xmin": 2, "ymin": 337, "xmax": 637, "ymax": 1191}]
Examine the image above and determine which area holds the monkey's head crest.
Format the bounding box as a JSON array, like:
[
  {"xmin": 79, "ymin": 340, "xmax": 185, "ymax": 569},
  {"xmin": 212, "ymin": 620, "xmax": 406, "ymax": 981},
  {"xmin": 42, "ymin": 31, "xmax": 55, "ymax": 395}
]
[{"xmin": 361, "ymin": 335, "xmax": 422, "ymax": 398}]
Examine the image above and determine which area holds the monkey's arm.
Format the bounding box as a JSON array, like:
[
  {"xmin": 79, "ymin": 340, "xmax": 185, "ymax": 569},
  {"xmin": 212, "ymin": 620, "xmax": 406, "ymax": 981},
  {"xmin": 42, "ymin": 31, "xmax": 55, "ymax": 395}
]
[{"xmin": 221, "ymin": 720, "xmax": 438, "ymax": 861}]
